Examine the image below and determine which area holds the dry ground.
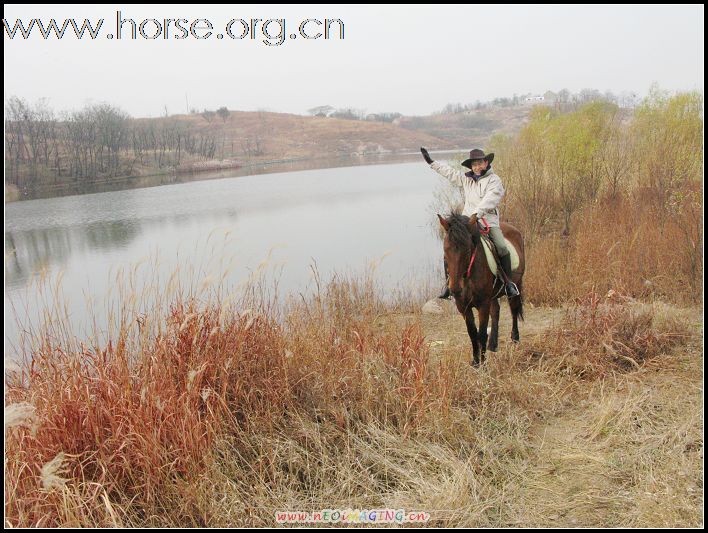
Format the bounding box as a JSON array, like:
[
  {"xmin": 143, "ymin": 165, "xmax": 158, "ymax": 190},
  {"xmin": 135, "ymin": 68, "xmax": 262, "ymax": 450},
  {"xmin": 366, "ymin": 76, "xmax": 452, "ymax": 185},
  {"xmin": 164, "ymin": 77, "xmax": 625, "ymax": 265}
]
[
  {"xmin": 6, "ymin": 295, "xmax": 702, "ymax": 527},
  {"xmin": 374, "ymin": 299, "xmax": 703, "ymax": 527}
]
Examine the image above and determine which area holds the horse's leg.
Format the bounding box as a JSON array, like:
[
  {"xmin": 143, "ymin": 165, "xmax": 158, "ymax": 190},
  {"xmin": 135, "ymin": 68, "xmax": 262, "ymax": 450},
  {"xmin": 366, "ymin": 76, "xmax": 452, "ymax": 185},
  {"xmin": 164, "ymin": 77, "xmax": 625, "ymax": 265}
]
[
  {"xmin": 488, "ymin": 298, "xmax": 500, "ymax": 352},
  {"xmin": 509, "ymin": 285, "xmax": 523, "ymax": 343},
  {"xmin": 464, "ymin": 308, "xmax": 481, "ymax": 366},
  {"xmin": 477, "ymin": 302, "xmax": 491, "ymax": 364}
]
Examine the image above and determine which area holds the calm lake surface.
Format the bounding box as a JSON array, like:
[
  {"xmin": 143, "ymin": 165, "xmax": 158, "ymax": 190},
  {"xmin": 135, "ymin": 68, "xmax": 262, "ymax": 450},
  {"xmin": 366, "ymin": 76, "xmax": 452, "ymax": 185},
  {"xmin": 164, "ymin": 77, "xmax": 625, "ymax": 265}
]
[{"xmin": 5, "ymin": 156, "xmax": 457, "ymax": 358}]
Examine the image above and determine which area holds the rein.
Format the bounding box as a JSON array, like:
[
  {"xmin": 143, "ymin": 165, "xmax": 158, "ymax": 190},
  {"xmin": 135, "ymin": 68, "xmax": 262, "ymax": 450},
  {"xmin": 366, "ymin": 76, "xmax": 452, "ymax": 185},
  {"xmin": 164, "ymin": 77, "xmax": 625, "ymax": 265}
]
[
  {"xmin": 464, "ymin": 217, "xmax": 489, "ymax": 278},
  {"xmin": 465, "ymin": 247, "xmax": 478, "ymax": 278},
  {"xmin": 478, "ymin": 217, "xmax": 490, "ymax": 235}
]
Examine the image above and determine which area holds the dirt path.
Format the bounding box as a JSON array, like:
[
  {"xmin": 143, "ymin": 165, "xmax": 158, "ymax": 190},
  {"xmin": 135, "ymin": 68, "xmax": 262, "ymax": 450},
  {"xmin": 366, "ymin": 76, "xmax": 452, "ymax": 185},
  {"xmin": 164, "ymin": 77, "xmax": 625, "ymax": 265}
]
[
  {"xmin": 413, "ymin": 299, "xmax": 703, "ymax": 527},
  {"xmin": 520, "ymin": 344, "xmax": 703, "ymax": 527},
  {"xmin": 419, "ymin": 299, "xmax": 566, "ymax": 360}
]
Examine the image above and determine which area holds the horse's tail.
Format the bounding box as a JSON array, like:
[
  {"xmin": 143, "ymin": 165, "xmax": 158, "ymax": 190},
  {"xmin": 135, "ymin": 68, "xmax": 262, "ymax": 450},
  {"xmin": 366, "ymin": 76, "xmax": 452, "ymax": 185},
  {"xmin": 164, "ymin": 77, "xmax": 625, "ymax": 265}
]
[
  {"xmin": 517, "ymin": 294, "xmax": 524, "ymax": 321},
  {"xmin": 516, "ymin": 234, "xmax": 525, "ymax": 322},
  {"xmin": 513, "ymin": 280, "xmax": 524, "ymax": 322}
]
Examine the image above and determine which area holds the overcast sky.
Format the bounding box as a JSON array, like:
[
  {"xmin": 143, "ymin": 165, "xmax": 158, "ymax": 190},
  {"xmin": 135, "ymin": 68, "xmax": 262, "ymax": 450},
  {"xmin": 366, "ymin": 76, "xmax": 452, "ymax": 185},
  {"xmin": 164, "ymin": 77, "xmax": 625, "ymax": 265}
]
[{"xmin": 4, "ymin": 4, "xmax": 704, "ymax": 118}]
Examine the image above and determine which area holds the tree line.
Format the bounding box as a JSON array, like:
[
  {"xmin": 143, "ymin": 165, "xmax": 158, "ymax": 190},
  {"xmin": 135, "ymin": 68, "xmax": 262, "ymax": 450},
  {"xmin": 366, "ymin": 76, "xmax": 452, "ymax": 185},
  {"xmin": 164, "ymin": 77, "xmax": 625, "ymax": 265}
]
[
  {"xmin": 490, "ymin": 86, "xmax": 703, "ymax": 302},
  {"xmin": 436, "ymin": 88, "xmax": 641, "ymax": 115},
  {"xmin": 429, "ymin": 86, "xmax": 702, "ymax": 302},
  {"xmin": 5, "ymin": 97, "xmax": 220, "ymax": 189}
]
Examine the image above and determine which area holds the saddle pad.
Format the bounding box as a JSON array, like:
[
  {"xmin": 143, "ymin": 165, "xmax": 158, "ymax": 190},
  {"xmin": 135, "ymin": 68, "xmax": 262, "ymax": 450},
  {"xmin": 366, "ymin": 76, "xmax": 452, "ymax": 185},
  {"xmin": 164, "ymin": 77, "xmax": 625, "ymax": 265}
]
[{"xmin": 481, "ymin": 236, "xmax": 520, "ymax": 277}]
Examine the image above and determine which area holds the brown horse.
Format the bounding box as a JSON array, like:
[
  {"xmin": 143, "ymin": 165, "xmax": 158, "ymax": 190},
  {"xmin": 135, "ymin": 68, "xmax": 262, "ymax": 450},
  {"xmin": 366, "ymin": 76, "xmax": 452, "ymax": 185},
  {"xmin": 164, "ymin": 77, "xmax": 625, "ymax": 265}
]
[{"xmin": 437, "ymin": 213, "xmax": 525, "ymax": 366}]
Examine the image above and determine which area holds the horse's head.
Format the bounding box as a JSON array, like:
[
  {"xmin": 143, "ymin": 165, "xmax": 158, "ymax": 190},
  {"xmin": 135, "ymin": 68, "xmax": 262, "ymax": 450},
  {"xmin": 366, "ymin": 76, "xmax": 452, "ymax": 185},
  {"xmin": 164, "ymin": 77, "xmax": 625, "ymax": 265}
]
[{"xmin": 437, "ymin": 213, "xmax": 481, "ymax": 297}]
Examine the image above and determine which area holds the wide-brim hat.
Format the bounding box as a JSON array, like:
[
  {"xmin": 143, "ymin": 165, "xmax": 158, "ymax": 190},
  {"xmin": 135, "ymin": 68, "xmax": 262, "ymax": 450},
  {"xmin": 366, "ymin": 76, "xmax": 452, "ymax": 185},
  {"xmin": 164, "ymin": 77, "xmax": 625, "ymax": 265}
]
[{"xmin": 461, "ymin": 148, "xmax": 494, "ymax": 169}]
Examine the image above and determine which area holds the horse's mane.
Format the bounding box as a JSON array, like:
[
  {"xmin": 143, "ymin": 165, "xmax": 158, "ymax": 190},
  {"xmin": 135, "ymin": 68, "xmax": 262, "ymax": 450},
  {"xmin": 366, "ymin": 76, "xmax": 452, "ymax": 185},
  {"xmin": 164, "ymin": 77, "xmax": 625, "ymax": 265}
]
[{"xmin": 446, "ymin": 212, "xmax": 480, "ymax": 251}]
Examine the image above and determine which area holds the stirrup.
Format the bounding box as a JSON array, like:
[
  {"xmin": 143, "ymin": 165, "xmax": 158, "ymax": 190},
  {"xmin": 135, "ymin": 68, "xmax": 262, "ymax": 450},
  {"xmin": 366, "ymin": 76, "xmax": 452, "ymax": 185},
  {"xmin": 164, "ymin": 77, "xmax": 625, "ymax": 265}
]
[{"xmin": 505, "ymin": 281, "xmax": 520, "ymax": 298}]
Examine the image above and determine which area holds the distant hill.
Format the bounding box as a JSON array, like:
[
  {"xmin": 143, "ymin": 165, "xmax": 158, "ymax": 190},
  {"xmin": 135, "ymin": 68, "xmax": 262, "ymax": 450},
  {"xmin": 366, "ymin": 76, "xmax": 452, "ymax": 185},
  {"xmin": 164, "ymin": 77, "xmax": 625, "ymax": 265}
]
[
  {"xmin": 398, "ymin": 106, "xmax": 532, "ymax": 148},
  {"xmin": 156, "ymin": 106, "xmax": 533, "ymax": 162},
  {"xmin": 5, "ymin": 102, "xmax": 534, "ymax": 199},
  {"xmin": 177, "ymin": 110, "xmax": 449, "ymax": 160}
]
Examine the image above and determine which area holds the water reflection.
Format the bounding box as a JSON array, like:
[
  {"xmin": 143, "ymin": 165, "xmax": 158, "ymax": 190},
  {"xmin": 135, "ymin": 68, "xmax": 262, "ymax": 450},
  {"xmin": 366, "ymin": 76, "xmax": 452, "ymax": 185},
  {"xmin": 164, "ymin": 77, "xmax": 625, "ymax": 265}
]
[
  {"xmin": 6, "ymin": 220, "xmax": 142, "ymax": 288},
  {"xmin": 11, "ymin": 151, "xmax": 445, "ymax": 202},
  {"xmin": 5, "ymin": 160, "xmax": 447, "ymax": 358}
]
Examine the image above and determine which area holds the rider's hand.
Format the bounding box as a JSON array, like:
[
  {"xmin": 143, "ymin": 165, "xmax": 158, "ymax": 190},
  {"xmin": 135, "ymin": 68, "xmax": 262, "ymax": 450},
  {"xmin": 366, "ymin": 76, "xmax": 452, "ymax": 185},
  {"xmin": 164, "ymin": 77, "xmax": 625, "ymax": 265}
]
[{"xmin": 420, "ymin": 147, "xmax": 434, "ymax": 165}]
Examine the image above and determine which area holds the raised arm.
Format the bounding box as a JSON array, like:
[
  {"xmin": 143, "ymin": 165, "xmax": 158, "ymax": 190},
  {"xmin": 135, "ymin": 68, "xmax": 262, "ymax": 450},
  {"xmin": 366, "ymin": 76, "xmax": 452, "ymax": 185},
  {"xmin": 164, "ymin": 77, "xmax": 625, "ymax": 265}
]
[{"xmin": 420, "ymin": 147, "xmax": 465, "ymax": 187}]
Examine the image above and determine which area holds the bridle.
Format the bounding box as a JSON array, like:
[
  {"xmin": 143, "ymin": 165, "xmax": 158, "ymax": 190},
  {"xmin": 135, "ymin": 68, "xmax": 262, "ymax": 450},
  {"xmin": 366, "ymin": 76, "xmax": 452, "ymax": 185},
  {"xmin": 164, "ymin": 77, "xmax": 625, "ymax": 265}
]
[{"xmin": 464, "ymin": 217, "xmax": 490, "ymax": 278}]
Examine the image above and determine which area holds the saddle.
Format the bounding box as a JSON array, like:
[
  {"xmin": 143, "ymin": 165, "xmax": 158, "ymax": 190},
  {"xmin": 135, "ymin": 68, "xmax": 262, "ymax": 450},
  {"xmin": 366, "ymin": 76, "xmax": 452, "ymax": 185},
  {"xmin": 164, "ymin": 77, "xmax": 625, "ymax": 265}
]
[{"xmin": 480, "ymin": 234, "xmax": 520, "ymax": 278}]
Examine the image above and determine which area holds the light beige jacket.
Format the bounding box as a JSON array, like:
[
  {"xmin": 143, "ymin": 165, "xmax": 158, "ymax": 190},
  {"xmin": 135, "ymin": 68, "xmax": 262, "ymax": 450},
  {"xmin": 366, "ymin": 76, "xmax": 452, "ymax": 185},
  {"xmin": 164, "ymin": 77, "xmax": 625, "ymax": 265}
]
[{"xmin": 430, "ymin": 161, "xmax": 505, "ymax": 227}]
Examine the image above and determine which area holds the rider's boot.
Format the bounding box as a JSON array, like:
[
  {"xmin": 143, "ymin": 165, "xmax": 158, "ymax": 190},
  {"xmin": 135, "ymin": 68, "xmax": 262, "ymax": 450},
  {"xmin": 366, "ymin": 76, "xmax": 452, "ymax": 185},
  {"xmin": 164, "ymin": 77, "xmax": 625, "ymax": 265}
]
[{"xmin": 500, "ymin": 253, "xmax": 520, "ymax": 298}]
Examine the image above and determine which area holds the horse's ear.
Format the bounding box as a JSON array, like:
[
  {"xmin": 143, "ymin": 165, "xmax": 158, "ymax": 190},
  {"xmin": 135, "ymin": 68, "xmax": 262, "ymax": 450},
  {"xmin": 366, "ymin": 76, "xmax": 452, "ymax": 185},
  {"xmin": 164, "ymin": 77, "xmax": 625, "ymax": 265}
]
[{"xmin": 437, "ymin": 214, "xmax": 449, "ymax": 232}]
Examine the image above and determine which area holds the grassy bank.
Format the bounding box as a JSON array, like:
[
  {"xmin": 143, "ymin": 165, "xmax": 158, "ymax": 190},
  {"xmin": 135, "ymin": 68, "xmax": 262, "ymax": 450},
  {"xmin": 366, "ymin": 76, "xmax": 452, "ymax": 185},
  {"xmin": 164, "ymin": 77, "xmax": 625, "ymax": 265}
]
[{"xmin": 4, "ymin": 272, "xmax": 702, "ymax": 527}]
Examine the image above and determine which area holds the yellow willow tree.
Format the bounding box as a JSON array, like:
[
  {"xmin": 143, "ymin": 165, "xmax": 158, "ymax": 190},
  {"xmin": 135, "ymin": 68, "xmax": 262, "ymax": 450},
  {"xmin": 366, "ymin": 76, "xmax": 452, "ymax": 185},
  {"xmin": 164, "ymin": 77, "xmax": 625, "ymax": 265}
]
[
  {"xmin": 494, "ymin": 102, "xmax": 620, "ymax": 240},
  {"xmin": 631, "ymin": 88, "xmax": 703, "ymax": 299},
  {"xmin": 544, "ymin": 101, "xmax": 619, "ymax": 235},
  {"xmin": 631, "ymin": 86, "xmax": 703, "ymax": 214},
  {"xmin": 596, "ymin": 109, "xmax": 634, "ymax": 201},
  {"xmin": 490, "ymin": 107, "xmax": 555, "ymax": 243}
]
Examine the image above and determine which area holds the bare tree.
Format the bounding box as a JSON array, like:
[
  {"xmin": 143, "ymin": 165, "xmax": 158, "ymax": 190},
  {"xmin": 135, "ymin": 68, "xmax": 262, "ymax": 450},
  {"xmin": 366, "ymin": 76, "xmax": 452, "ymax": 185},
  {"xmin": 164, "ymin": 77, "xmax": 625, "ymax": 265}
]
[
  {"xmin": 201, "ymin": 110, "xmax": 216, "ymax": 124},
  {"xmin": 330, "ymin": 107, "xmax": 366, "ymax": 120},
  {"xmin": 217, "ymin": 107, "xmax": 230, "ymax": 123},
  {"xmin": 307, "ymin": 105, "xmax": 334, "ymax": 117},
  {"xmin": 597, "ymin": 113, "xmax": 632, "ymax": 199}
]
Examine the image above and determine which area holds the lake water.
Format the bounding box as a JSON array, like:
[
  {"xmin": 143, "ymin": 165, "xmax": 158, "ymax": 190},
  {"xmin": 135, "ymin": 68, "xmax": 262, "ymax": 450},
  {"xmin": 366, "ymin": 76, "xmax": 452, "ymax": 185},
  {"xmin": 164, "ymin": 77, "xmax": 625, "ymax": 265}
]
[{"xmin": 5, "ymin": 158, "xmax": 457, "ymax": 358}]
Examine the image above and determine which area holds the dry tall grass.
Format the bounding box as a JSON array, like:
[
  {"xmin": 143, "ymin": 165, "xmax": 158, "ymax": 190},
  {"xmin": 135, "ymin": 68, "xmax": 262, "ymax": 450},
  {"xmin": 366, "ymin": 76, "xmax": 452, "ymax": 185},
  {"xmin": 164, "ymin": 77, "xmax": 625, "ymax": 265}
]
[
  {"xmin": 522, "ymin": 190, "xmax": 703, "ymax": 305},
  {"xmin": 5, "ymin": 267, "xmax": 702, "ymax": 527}
]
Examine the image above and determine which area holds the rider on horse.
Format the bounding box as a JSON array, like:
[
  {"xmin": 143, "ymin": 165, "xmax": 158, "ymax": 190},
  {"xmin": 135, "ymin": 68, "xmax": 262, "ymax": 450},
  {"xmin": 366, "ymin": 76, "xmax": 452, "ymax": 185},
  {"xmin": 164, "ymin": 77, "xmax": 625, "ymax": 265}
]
[{"xmin": 420, "ymin": 147, "xmax": 520, "ymax": 299}]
